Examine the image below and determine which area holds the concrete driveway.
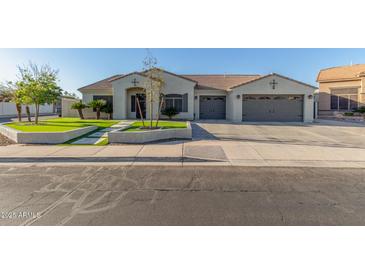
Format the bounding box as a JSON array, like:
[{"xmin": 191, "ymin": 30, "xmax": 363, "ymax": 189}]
[{"xmin": 193, "ymin": 120, "xmax": 365, "ymax": 149}]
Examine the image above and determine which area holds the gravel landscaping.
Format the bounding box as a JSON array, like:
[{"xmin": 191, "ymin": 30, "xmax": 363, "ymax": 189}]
[{"xmin": 0, "ymin": 133, "xmax": 15, "ymax": 146}]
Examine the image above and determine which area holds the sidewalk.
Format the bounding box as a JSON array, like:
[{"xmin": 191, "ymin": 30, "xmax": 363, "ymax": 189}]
[{"xmin": 0, "ymin": 139, "xmax": 365, "ymax": 168}]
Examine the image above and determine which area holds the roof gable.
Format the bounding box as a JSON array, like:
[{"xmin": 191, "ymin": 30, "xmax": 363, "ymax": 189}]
[{"xmin": 230, "ymin": 73, "xmax": 317, "ymax": 90}]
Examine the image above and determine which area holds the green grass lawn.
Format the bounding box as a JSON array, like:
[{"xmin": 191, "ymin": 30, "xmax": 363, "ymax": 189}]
[
  {"xmin": 6, "ymin": 118, "xmax": 120, "ymax": 132},
  {"xmin": 124, "ymin": 121, "xmax": 187, "ymax": 132}
]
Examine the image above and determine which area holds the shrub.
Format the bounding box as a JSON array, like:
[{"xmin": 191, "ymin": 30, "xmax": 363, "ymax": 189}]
[
  {"xmin": 344, "ymin": 112, "xmax": 354, "ymax": 116},
  {"xmin": 355, "ymin": 106, "xmax": 365, "ymax": 113},
  {"xmin": 161, "ymin": 107, "xmax": 179, "ymax": 120}
]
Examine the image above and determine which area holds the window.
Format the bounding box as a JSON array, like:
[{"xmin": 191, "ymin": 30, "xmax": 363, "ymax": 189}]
[
  {"xmin": 131, "ymin": 95, "xmax": 136, "ymax": 112},
  {"xmin": 330, "ymin": 95, "xmax": 338, "ymax": 110},
  {"xmin": 330, "ymin": 88, "xmax": 359, "ymax": 110},
  {"xmin": 339, "ymin": 95, "xmax": 348, "ymax": 110},
  {"xmin": 288, "ymin": 96, "xmax": 302, "ymax": 101},
  {"xmin": 350, "ymin": 95, "xmax": 358, "ymax": 110},
  {"xmin": 163, "ymin": 93, "xmax": 188, "ymax": 112},
  {"xmin": 243, "ymin": 96, "xmax": 256, "ymax": 100}
]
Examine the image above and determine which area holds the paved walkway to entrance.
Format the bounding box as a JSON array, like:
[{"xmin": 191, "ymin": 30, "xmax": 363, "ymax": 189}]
[
  {"xmin": 70, "ymin": 121, "xmax": 132, "ymax": 145},
  {"xmin": 0, "ymin": 119, "xmax": 364, "ymax": 168}
]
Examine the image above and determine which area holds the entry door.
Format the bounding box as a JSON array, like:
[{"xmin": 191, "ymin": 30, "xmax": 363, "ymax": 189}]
[
  {"xmin": 136, "ymin": 93, "xmax": 146, "ymax": 119},
  {"xmin": 199, "ymin": 96, "xmax": 226, "ymax": 119},
  {"xmin": 242, "ymin": 95, "xmax": 304, "ymax": 122}
]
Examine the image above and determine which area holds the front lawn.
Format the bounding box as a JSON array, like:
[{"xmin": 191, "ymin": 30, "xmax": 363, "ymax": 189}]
[
  {"xmin": 5, "ymin": 118, "xmax": 120, "ymax": 132},
  {"xmin": 124, "ymin": 121, "xmax": 187, "ymax": 132}
]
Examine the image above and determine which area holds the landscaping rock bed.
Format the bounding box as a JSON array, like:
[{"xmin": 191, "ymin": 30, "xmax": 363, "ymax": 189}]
[{"xmin": 0, "ymin": 133, "xmax": 15, "ymax": 146}]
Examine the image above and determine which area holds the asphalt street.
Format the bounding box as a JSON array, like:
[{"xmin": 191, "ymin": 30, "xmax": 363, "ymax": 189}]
[{"xmin": 0, "ymin": 165, "xmax": 365, "ymax": 225}]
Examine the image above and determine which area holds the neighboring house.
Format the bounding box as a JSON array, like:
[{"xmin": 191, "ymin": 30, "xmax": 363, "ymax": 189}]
[
  {"xmin": 58, "ymin": 96, "xmax": 80, "ymax": 117},
  {"xmin": 78, "ymin": 69, "xmax": 316, "ymax": 122},
  {"xmin": 317, "ymin": 64, "xmax": 365, "ymax": 113}
]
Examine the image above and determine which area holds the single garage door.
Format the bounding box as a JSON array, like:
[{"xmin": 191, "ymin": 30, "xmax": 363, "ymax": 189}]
[
  {"xmin": 200, "ymin": 96, "xmax": 226, "ymax": 119},
  {"xmin": 242, "ymin": 95, "xmax": 304, "ymax": 122}
]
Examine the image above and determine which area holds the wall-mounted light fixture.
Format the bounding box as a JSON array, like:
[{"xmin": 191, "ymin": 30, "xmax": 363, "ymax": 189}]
[
  {"xmin": 194, "ymin": 96, "xmax": 198, "ymax": 100},
  {"xmin": 308, "ymin": 95, "xmax": 313, "ymax": 99},
  {"xmin": 236, "ymin": 94, "xmax": 241, "ymax": 99}
]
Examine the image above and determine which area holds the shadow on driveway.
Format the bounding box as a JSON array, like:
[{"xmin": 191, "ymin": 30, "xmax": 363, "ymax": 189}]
[{"xmin": 191, "ymin": 123, "xmax": 218, "ymax": 140}]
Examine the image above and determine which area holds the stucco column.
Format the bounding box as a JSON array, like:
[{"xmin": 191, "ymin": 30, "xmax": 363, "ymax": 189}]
[{"xmin": 121, "ymin": 89, "xmax": 128, "ymax": 119}]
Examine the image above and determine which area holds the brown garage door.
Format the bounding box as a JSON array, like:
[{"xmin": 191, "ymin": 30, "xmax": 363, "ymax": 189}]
[{"xmin": 242, "ymin": 95, "xmax": 304, "ymax": 122}]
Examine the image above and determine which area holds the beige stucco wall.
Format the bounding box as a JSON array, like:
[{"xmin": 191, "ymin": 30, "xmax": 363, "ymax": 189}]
[
  {"xmin": 112, "ymin": 72, "xmax": 196, "ymax": 120},
  {"xmin": 317, "ymin": 79, "xmax": 363, "ymax": 110},
  {"xmin": 230, "ymin": 75, "xmax": 315, "ymax": 122},
  {"xmin": 62, "ymin": 97, "xmax": 109, "ymax": 119},
  {"xmin": 194, "ymin": 89, "xmax": 227, "ymax": 120}
]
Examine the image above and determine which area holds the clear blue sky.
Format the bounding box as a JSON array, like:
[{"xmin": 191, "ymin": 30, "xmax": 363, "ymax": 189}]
[{"xmin": 1, "ymin": 48, "xmax": 365, "ymax": 96}]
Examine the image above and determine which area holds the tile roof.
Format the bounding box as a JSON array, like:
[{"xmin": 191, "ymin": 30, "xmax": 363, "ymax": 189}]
[
  {"xmin": 79, "ymin": 73, "xmax": 261, "ymax": 92},
  {"xmin": 78, "ymin": 72, "xmax": 318, "ymax": 92},
  {"xmin": 317, "ymin": 64, "xmax": 365, "ymax": 82},
  {"xmin": 78, "ymin": 74, "xmax": 122, "ymax": 91},
  {"xmin": 182, "ymin": 74, "xmax": 261, "ymax": 90}
]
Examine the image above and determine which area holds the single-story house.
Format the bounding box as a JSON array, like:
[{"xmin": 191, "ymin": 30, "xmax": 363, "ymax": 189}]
[
  {"xmin": 317, "ymin": 64, "xmax": 365, "ymax": 113},
  {"xmin": 78, "ymin": 69, "xmax": 316, "ymax": 122}
]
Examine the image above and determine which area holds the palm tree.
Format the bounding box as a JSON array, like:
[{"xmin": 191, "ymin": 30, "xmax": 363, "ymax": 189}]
[
  {"xmin": 71, "ymin": 101, "xmax": 88, "ymax": 119},
  {"xmin": 88, "ymin": 99, "xmax": 106, "ymax": 120},
  {"xmin": 102, "ymin": 104, "xmax": 113, "ymax": 120}
]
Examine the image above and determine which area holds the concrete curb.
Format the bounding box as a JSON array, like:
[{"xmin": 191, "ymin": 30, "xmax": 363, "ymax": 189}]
[
  {"xmin": 109, "ymin": 121, "xmax": 192, "ymax": 144},
  {"xmin": 0, "ymin": 123, "xmax": 97, "ymax": 144}
]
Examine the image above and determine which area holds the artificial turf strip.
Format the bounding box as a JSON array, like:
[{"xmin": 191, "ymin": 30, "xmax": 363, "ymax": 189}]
[
  {"xmin": 5, "ymin": 118, "xmax": 120, "ymax": 132},
  {"xmin": 124, "ymin": 121, "xmax": 187, "ymax": 132}
]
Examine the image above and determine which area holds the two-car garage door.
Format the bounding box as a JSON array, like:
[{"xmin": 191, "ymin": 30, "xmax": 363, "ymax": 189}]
[{"xmin": 242, "ymin": 95, "xmax": 304, "ymax": 122}]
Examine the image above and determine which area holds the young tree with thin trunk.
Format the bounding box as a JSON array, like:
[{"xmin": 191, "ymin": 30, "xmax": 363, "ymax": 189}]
[
  {"xmin": 142, "ymin": 52, "xmax": 165, "ymax": 128},
  {"xmin": 19, "ymin": 92, "xmax": 33, "ymax": 122},
  {"xmin": 25, "ymin": 105, "xmax": 31, "ymax": 122},
  {"xmin": 135, "ymin": 96, "xmax": 145, "ymax": 127},
  {"xmin": 16, "ymin": 62, "xmax": 62, "ymax": 124}
]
